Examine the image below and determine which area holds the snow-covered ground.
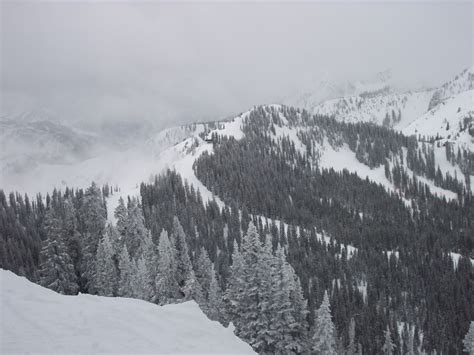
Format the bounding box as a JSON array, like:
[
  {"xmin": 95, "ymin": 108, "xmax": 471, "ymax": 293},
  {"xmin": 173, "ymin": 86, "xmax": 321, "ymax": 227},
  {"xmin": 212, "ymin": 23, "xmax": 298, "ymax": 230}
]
[
  {"xmin": 298, "ymin": 67, "xmax": 473, "ymax": 152},
  {"xmin": 0, "ymin": 269, "xmax": 255, "ymax": 354}
]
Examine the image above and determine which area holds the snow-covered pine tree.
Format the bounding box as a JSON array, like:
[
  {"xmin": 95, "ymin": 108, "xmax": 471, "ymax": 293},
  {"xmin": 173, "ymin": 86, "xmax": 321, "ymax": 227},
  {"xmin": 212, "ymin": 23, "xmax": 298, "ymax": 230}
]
[
  {"xmin": 132, "ymin": 255, "xmax": 154, "ymax": 301},
  {"xmin": 95, "ymin": 226, "xmax": 118, "ymax": 296},
  {"xmin": 312, "ymin": 290, "xmax": 337, "ymax": 355},
  {"xmin": 270, "ymin": 243, "xmax": 298, "ymax": 354},
  {"xmin": 463, "ymin": 321, "xmax": 474, "ymax": 355},
  {"xmin": 382, "ymin": 325, "xmax": 396, "ymax": 355},
  {"xmin": 347, "ymin": 317, "xmax": 357, "ymax": 355},
  {"xmin": 114, "ymin": 197, "xmax": 127, "ymax": 237},
  {"xmin": 155, "ymin": 229, "xmax": 179, "ymax": 304},
  {"xmin": 206, "ymin": 263, "xmax": 224, "ymax": 323},
  {"xmin": 62, "ymin": 196, "xmax": 81, "ymax": 276},
  {"xmin": 170, "ymin": 216, "xmax": 199, "ymax": 300},
  {"xmin": 124, "ymin": 198, "xmax": 148, "ymax": 258},
  {"xmin": 225, "ymin": 239, "xmax": 246, "ymax": 329},
  {"xmin": 286, "ymin": 256, "xmax": 309, "ymax": 351},
  {"xmin": 39, "ymin": 209, "xmax": 79, "ymax": 295},
  {"xmin": 137, "ymin": 230, "xmax": 157, "ymax": 299},
  {"xmin": 194, "ymin": 247, "xmax": 213, "ymax": 301},
  {"xmin": 117, "ymin": 244, "xmax": 133, "ymax": 297},
  {"xmin": 406, "ymin": 325, "xmax": 415, "ymax": 355},
  {"xmin": 79, "ymin": 182, "xmax": 107, "ymax": 293},
  {"xmin": 239, "ymin": 222, "xmax": 275, "ymax": 353}
]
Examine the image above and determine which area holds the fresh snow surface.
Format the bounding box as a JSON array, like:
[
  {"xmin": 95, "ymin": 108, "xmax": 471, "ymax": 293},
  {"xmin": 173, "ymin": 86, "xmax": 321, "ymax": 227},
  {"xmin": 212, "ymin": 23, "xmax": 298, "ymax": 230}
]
[
  {"xmin": 317, "ymin": 139, "xmax": 458, "ymax": 201},
  {"xmin": 0, "ymin": 270, "xmax": 255, "ymax": 354},
  {"xmin": 449, "ymin": 252, "xmax": 474, "ymax": 270},
  {"xmin": 312, "ymin": 90, "xmax": 433, "ymax": 129}
]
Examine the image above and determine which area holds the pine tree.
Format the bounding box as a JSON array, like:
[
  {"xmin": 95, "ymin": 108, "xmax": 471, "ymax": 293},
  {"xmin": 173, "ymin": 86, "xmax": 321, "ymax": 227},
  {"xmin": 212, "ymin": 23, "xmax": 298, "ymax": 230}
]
[
  {"xmin": 124, "ymin": 198, "xmax": 148, "ymax": 258},
  {"xmin": 79, "ymin": 182, "xmax": 106, "ymax": 293},
  {"xmin": 137, "ymin": 230, "xmax": 157, "ymax": 299},
  {"xmin": 194, "ymin": 247, "xmax": 213, "ymax": 301},
  {"xmin": 95, "ymin": 226, "xmax": 118, "ymax": 296},
  {"xmin": 225, "ymin": 239, "xmax": 246, "ymax": 328},
  {"xmin": 38, "ymin": 209, "xmax": 79, "ymax": 295},
  {"xmin": 382, "ymin": 325, "xmax": 396, "ymax": 355},
  {"xmin": 207, "ymin": 263, "xmax": 224, "ymax": 322},
  {"xmin": 62, "ymin": 197, "xmax": 81, "ymax": 277},
  {"xmin": 237, "ymin": 221, "xmax": 270, "ymax": 351},
  {"xmin": 117, "ymin": 245, "xmax": 133, "ymax": 297},
  {"xmin": 463, "ymin": 321, "xmax": 474, "ymax": 355},
  {"xmin": 114, "ymin": 197, "xmax": 127, "ymax": 237},
  {"xmin": 271, "ymin": 244, "xmax": 300, "ymax": 354},
  {"xmin": 155, "ymin": 229, "xmax": 179, "ymax": 304},
  {"xmin": 347, "ymin": 317, "xmax": 357, "ymax": 355},
  {"xmin": 170, "ymin": 216, "xmax": 198, "ymax": 300},
  {"xmin": 132, "ymin": 255, "xmax": 154, "ymax": 301},
  {"xmin": 287, "ymin": 262, "xmax": 309, "ymax": 351},
  {"xmin": 312, "ymin": 290, "xmax": 336, "ymax": 355}
]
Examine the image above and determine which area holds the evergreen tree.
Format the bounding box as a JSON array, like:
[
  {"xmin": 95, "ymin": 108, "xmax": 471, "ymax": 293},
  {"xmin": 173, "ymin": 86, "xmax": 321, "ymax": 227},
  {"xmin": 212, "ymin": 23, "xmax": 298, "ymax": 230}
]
[
  {"xmin": 286, "ymin": 263, "xmax": 309, "ymax": 352},
  {"xmin": 225, "ymin": 239, "xmax": 246, "ymax": 328},
  {"xmin": 347, "ymin": 317, "xmax": 357, "ymax": 355},
  {"xmin": 271, "ymin": 244, "xmax": 303, "ymax": 354},
  {"xmin": 95, "ymin": 226, "xmax": 118, "ymax": 296},
  {"xmin": 194, "ymin": 247, "xmax": 213, "ymax": 301},
  {"xmin": 237, "ymin": 222, "xmax": 272, "ymax": 352},
  {"xmin": 155, "ymin": 229, "xmax": 179, "ymax": 304},
  {"xmin": 38, "ymin": 209, "xmax": 79, "ymax": 295},
  {"xmin": 464, "ymin": 321, "xmax": 474, "ymax": 355},
  {"xmin": 117, "ymin": 245, "xmax": 133, "ymax": 297},
  {"xmin": 312, "ymin": 290, "xmax": 336, "ymax": 355},
  {"xmin": 79, "ymin": 182, "xmax": 106, "ymax": 293},
  {"xmin": 207, "ymin": 263, "xmax": 224, "ymax": 322},
  {"xmin": 170, "ymin": 216, "xmax": 198, "ymax": 300},
  {"xmin": 114, "ymin": 197, "xmax": 127, "ymax": 237},
  {"xmin": 132, "ymin": 255, "xmax": 154, "ymax": 301},
  {"xmin": 137, "ymin": 230, "xmax": 157, "ymax": 298},
  {"xmin": 382, "ymin": 325, "xmax": 396, "ymax": 355},
  {"xmin": 62, "ymin": 197, "xmax": 81, "ymax": 277},
  {"xmin": 124, "ymin": 198, "xmax": 148, "ymax": 258}
]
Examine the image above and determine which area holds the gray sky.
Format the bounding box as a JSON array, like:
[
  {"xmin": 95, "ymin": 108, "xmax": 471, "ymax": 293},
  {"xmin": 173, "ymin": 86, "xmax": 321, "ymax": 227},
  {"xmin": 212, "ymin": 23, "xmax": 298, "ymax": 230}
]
[{"xmin": 1, "ymin": 1, "xmax": 472, "ymax": 126}]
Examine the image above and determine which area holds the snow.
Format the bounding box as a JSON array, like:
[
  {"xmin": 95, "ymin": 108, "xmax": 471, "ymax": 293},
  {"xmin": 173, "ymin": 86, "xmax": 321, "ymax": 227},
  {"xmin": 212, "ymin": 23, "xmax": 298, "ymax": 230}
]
[
  {"xmin": 386, "ymin": 250, "xmax": 400, "ymax": 261},
  {"xmin": 449, "ymin": 252, "xmax": 474, "ymax": 270},
  {"xmin": 0, "ymin": 269, "xmax": 255, "ymax": 354},
  {"xmin": 403, "ymin": 90, "xmax": 474, "ymax": 151},
  {"xmin": 171, "ymin": 138, "xmax": 225, "ymax": 209},
  {"xmin": 357, "ymin": 281, "xmax": 368, "ymax": 302},
  {"xmin": 319, "ymin": 141, "xmax": 393, "ymax": 191},
  {"xmin": 212, "ymin": 114, "xmax": 246, "ymax": 140},
  {"xmin": 273, "ymin": 124, "xmax": 306, "ymax": 154},
  {"xmin": 312, "ymin": 90, "xmax": 433, "ymax": 129}
]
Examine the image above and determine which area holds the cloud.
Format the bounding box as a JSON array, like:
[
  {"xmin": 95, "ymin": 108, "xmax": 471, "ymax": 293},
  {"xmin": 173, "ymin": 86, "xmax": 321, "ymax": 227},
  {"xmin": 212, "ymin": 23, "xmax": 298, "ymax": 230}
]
[{"xmin": 1, "ymin": 1, "xmax": 472, "ymax": 127}]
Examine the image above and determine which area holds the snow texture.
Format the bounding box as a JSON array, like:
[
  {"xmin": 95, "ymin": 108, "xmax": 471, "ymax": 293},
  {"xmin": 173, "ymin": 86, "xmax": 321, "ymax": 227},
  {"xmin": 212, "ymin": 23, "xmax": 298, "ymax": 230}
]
[{"xmin": 0, "ymin": 269, "xmax": 255, "ymax": 354}]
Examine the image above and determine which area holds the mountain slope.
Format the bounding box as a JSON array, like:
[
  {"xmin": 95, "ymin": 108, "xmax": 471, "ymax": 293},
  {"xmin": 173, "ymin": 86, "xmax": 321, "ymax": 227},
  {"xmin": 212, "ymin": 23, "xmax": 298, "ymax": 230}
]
[
  {"xmin": 0, "ymin": 119, "xmax": 101, "ymax": 174},
  {"xmin": 0, "ymin": 269, "xmax": 254, "ymax": 354},
  {"xmin": 298, "ymin": 68, "xmax": 473, "ymax": 151}
]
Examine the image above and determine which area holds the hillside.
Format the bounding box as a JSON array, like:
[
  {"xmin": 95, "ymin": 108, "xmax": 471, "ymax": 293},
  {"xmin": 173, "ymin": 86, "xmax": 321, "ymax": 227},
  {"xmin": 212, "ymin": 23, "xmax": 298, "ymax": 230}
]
[
  {"xmin": 298, "ymin": 68, "xmax": 473, "ymax": 151},
  {"xmin": 0, "ymin": 269, "xmax": 254, "ymax": 354}
]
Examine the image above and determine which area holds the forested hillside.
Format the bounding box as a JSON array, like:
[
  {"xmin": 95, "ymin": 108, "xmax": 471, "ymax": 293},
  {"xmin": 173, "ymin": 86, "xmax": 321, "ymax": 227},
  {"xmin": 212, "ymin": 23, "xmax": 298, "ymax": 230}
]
[{"xmin": 1, "ymin": 105, "xmax": 473, "ymax": 354}]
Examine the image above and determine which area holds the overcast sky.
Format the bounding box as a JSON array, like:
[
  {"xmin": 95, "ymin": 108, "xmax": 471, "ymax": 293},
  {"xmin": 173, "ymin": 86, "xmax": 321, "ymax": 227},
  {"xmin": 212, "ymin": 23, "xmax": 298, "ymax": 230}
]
[{"xmin": 1, "ymin": 1, "xmax": 472, "ymax": 127}]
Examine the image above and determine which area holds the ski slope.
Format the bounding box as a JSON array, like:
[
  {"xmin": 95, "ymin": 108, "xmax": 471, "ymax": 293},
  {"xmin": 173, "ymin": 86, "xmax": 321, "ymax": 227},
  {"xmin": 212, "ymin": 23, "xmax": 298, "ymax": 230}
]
[{"xmin": 0, "ymin": 270, "xmax": 255, "ymax": 354}]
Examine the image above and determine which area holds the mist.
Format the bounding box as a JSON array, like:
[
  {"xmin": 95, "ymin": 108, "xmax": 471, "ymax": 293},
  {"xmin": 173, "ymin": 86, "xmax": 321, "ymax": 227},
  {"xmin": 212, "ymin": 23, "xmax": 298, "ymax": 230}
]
[{"xmin": 1, "ymin": 1, "xmax": 472, "ymax": 127}]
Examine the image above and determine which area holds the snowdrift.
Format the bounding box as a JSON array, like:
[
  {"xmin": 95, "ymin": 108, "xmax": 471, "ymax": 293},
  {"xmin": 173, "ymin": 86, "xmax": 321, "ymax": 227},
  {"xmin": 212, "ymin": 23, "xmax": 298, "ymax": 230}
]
[{"xmin": 0, "ymin": 270, "xmax": 254, "ymax": 354}]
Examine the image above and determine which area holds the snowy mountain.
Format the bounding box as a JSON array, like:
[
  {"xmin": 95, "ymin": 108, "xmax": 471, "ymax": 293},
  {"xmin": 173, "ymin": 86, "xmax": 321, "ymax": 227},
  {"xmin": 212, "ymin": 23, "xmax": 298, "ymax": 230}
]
[
  {"xmin": 0, "ymin": 269, "xmax": 255, "ymax": 354},
  {"xmin": 286, "ymin": 69, "xmax": 394, "ymax": 110},
  {"xmin": 0, "ymin": 119, "xmax": 101, "ymax": 174},
  {"xmin": 296, "ymin": 67, "xmax": 473, "ymax": 151}
]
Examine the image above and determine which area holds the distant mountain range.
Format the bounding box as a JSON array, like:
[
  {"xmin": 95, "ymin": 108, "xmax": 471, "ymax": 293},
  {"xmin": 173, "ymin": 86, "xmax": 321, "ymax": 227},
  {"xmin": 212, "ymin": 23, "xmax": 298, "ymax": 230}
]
[{"xmin": 288, "ymin": 67, "xmax": 473, "ymax": 150}]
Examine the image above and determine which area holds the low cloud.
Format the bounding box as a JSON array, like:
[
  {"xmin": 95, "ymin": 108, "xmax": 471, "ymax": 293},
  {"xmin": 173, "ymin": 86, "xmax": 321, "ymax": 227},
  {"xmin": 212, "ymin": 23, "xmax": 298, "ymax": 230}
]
[{"xmin": 1, "ymin": 2, "xmax": 472, "ymax": 127}]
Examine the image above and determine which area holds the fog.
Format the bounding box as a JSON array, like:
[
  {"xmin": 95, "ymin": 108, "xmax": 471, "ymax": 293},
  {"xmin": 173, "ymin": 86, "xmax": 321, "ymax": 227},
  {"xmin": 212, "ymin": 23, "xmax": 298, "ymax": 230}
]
[{"xmin": 1, "ymin": 1, "xmax": 472, "ymax": 127}]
